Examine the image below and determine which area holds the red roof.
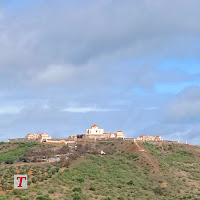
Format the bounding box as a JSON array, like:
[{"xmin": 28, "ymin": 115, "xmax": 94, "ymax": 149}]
[
  {"xmin": 155, "ymin": 135, "xmax": 160, "ymax": 137},
  {"xmin": 92, "ymin": 124, "xmax": 98, "ymax": 127},
  {"xmin": 118, "ymin": 131, "xmax": 122, "ymax": 132},
  {"xmin": 140, "ymin": 135, "xmax": 144, "ymax": 137},
  {"xmin": 103, "ymin": 133, "xmax": 108, "ymax": 134}
]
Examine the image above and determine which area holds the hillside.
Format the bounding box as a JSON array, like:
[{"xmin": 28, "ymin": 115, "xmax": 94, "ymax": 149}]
[{"xmin": 0, "ymin": 141, "xmax": 199, "ymax": 200}]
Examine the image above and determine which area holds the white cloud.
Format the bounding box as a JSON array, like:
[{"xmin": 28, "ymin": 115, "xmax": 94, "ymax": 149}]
[
  {"xmin": 62, "ymin": 106, "xmax": 119, "ymax": 113},
  {"xmin": 0, "ymin": 106, "xmax": 23, "ymax": 115},
  {"xmin": 138, "ymin": 106, "xmax": 160, "ymax": 110}
]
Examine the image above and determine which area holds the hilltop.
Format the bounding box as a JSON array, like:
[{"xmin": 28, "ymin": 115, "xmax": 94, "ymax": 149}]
[{"xmin": 0, "ymin": 140, "xmax": 199, "ymax": 200}]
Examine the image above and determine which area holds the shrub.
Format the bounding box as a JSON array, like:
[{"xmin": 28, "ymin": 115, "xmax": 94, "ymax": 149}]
[
  {"xmin": 48, "ymin": 189, "xmax": 56, "ymax": 194},
  {"xmin": 153, "ymin": 187, "xmax": 163, "ymax": 195},
  {"xmin": 37, "ymin": 191, "xmax": 42, "ymax": 195},
  {"xmin": 55, "ymin": 167, "xmax": 60, "ymax": 172},
  {"xmin": 131, "ymin": 153, "xmax": 139, "ymax": 159},
  {"xmin": 89, "ymin": 186, "xmax": 96, "ymax": 191},
  {"xmin": 73, "ymin": 194, "xmax": 81, "ymax": 200},
  {"xmin": 31, "ymin": 177, "xmax": 38, "ymax": 183},
  {"xmin": 12, "ymin": 189, "xmax": 24, "ymax": 195},
  {"xmin": 20, "ymin": 197, "xmax": 30, "ymax": 200},
  {"xmin": 127, "ymin": 181, "xmax": 134, "ymax": 185},
  {"xmin": 72, "ymin": 187, "xmax": 82, "ymax": 193},
  {"xmin": 36, "ymin": 194, "xmax": 51, "ymax": 200},
  {"xmin": 76, "ymin": 178, "xmax": 84, "ymax": 183},
  {"xmin": 8, "ymin": 184, "xmax": 13, "ymax": 190},
  {"xmin": 19, "ymin": 155, "xmax": 27, "ymax": 162},
  {"xmin": 41, "ymin": 175, "xmax": 45, "ymax": 181},
  {"xmin": 5, "ymin": 156, "xmax": 15, "ymax": 164},
  {"xmin": 47, "ymin": 174, "xmax": 52, "ymax": 178},
  {"xmin": 103, "ymin": 197, "xmax": 112, "ymax": 200},
  {"xmin": 51, "ymin": 168, "xmax": 56, "ymax": 175},
  {"xmin": 28, "ymin": 180, "xmax": 31, "ymax": 185},
  {"xmin": 0, "ymin": 196, "xmax": 8, "ymax": 200}
]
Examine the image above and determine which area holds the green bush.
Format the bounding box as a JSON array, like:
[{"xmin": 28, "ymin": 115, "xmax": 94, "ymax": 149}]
[
  {"xmin": 103, "ymin": 197, "xmax": 112, "ymax": 200},
  {"xmin": 73, "ymin": 194, "xmax": 81, "ymax": 200},
  {"xmin": 8, "ymin": 184, "xmax": 13, "ymax": 190},
  {"xmin": 76, "ymin": 178, "xmax": 84, "ymax": 183},
  {"xmin": 41, "ymin": 175, "xmax": 45, "ymax": 181},
  {"xmin": 28, "ymin": 180, "xmax": 31, "ymax": 185},
  {"xmin": 32, "ymin": 177, "xmax": 38, "ymax": 183},
  {"xmin": 37, "ymin": 191, "xmax": 42, "ymax": 195},
  {"xmin": 51, "ymin": 168, "xmax": 56, "ymax": 175},
  {"xmin": 5, "ymin": 156, "xmax": 15, "ymax": 164},
  {"xmin": 19, "ymin": 155, "xmax": 27, "ymax": 162},
  {"xmin": 89, "ymin": 186, "xmax": 96, "ymax": 191},
  {"xmin": 0, "ymin": 196, "xmax": 8, "ymax": 200},
  {"xmin": 48, "ymin": 189, "xmax": 56, "ymax": 194},
  {"xmin": 127, "ymin": 180, "xmax": 134, "ymax": 185},
  {"xmin": 153, "ymin": 187, "xmax": 164, "ymax": 195},
  {"xmin": 36, "ymin": 194, "xmax": 51, "ymax": 200},
  {"xmin": 0, "ymin": 142, "xmax": 37, "ymax": 164},
  {"xmin": 131, "ymin": 153, "xmax": 139, "ymax": 159},
  {"xmin": 20, "ymin": 197, "xmax": 30, "ymax": 200},
  {"xmin": 72, "ymin": 187, "xmax": 82, "ymax": 193}
]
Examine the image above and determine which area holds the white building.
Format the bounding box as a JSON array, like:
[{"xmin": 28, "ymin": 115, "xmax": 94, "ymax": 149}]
[
  {"xmin": 25, "ymin": 133, "xmax": 51, "ymax": 142},
  {"xmin": 86, "ymin": 124, "xmax": 104, "ymax": 135},
  {"xmin": 26, "ymin": 133, "xmax": 38, "ymax": 140},
  {"xmin": 38, "ymin": 133, "xmax": 51, "ymax": 142},
  {"xmin": 84, "ymin": 124, "xmax": 125, "ymax": 139},
  {"xmin": 116, "ymin": 131, "xmax": 125, "ymax": 139},
  {"xmin": 137, "ymin": 135, "xmax": 163, "ymax": 141}
]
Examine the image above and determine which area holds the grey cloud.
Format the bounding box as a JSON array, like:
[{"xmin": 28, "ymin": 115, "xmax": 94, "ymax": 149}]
[
  {"xmin": 0, "ymin": 0, "xmax": 200, "ymax": 88},
  {"xmin": 166, "ymin": 86, "xmax": 200, "ymax": 121}
]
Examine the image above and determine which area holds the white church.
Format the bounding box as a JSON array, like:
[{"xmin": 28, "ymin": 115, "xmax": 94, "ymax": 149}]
[
  {"xmin": 86, "ymin": 124, "xmax": 104, "ymax": 135},
  {"xmin": 85, "ymin": 124, "xmax": 125, "ymax": 139}
]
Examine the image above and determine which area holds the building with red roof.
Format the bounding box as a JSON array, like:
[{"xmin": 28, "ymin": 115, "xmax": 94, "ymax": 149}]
[
  {"xmin": 137, "ymin": 135, "xmax": 163, "ymax": 141},
  {"xmin": 84, "ymin": 125, "xmax": 125, "ymax": 139},
  {"xmin": 25, "ymin": 133, "xmax": 51, "ymax": 142}
]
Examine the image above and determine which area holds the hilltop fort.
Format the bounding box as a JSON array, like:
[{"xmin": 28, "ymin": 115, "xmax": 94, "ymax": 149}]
[{"xmin": 7, "ymin": 124, "xmax": 164, "ymax": 144}]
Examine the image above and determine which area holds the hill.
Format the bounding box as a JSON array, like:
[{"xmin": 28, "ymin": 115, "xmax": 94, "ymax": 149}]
[{"xmin": 0, "ymin": 140, "xmax": 199, "ymax": 200}]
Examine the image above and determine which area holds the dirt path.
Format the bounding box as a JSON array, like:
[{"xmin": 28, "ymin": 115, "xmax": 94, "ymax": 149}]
[
  {"xmin": 134, "ymin": 141, "xmax": 161, "ymax": 173},
  {"xmin": 134, "ymin": 141, "xmax": 176, "ymax": 195}
]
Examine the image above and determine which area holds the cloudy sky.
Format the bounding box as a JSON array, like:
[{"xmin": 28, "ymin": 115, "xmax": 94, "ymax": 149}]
[{"xmin": 0, "ymin": 0, "xmax": 200, "ymax": 144}]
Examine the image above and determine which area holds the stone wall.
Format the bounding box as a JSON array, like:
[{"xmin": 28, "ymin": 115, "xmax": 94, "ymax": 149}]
[{"xmin": 8, "ymin": 138, "xmax": 37, "ymax": 143}]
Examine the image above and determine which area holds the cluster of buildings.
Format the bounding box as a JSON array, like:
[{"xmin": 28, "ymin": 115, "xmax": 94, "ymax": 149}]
[
  {"xmin": 8, "ymin": 133, "xmax": 52, "ymax": 143},
  {"xmin": 8, "ymin": 124, "xmax": 164, "ymax": 143},
  {"xmin": 26, "ymin": 133, "xmax": 51, "ymax": 142},
  {"xmin": 136, "ymin": 135, "xmax": 163, "ymax": 141},
  {"xmin": 69, "ymin": 124, "xmax": 125, "ymax": 140}
]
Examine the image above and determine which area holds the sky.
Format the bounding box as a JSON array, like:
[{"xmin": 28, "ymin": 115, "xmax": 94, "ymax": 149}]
[{"xmin": 0, "ymin": 0, "xmax": 200, "ymax": 144}]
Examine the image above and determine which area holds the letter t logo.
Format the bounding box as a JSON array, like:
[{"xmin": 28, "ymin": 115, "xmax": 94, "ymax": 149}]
[
  {"xmin": 17, "ymin": 177, "xmax": 26, "ymax": 187},
  {"xmin": 14, "ymin": 175, "xmax": 27, "ymax": 189}
]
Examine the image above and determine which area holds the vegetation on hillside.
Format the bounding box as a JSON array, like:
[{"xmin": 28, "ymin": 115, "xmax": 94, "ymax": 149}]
[
  {"xmin": 0, "ymin": 142, "xmax": 38, "ymax": 164},
  {"xmin": 0, "ymin": 141, "xmax": 199, "ymax": 200}
]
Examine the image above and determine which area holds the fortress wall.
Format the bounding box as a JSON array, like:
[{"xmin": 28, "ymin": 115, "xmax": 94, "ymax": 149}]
[{"xmin": 8, "ymin": 138, "xmax": 36, "ymax": 143}]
